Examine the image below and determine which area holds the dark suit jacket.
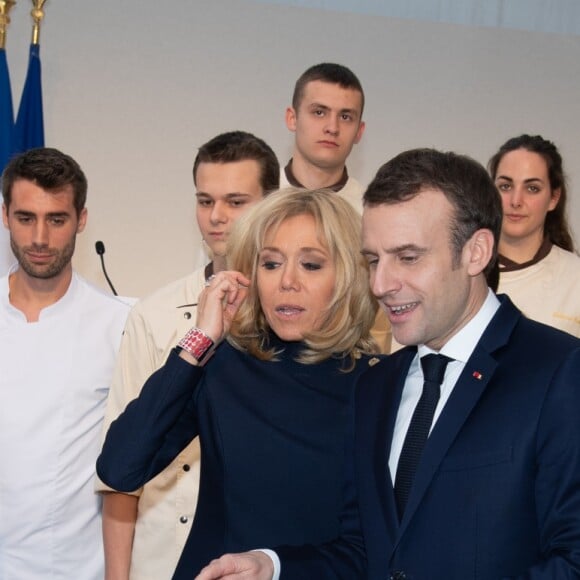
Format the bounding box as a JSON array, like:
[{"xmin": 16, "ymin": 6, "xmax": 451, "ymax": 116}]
[{"xmin": 280, "ymin": 296, "xmax": 580, "ymax": 579}]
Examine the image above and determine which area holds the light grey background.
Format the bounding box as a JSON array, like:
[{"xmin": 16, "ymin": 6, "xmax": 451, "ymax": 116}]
[{"xmin": 3, "ymin": 0, "xmax": 579, "ymax": 298}]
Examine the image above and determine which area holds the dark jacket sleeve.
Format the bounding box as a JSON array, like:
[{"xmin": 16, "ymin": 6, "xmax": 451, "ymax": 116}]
[
  {"xmin": 97, "ymin": 349, "xmax": 203, "ymax": 492},
  {"xmin": 515, "ymin": 346, "xmax": 580, "ymax": 578}
]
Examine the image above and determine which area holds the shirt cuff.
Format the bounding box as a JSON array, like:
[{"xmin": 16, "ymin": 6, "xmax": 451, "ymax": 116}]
[{"xmin": 253, "ymin": 549, "xmax": 281, "ymax": 580}]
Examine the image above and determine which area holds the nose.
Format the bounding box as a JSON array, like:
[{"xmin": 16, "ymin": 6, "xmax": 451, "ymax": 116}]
[
  {"xmin": 370, "ymin": 261, "xmax": 400, "ymax": 299},
  {"xmin": 32, "ymin": 221, "xmax": 49, "ymax": 247},
  {"xmin": 210, "ymin": 201, "xmax": 227, "ymax": 224},
  {"xmin": 509, "ymin": 187, "xmax": 524, "ymax": 209},
  {"xmin": 324, "ymin": 114, "xmax": 339, "ymax": 136},
  {"xmin": 280, "ymin": 262, "xmax": 300, "ymax": 291}
]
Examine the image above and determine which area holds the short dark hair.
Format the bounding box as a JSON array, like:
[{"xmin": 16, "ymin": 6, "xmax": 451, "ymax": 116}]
[
  {"xmin": 364, "ymin": 148, "xmax": 502, "ymax": 283},
  {"xmin": 192, "ymin": 131, "xmax": 279, "ymax": 194},
  {"xmin": 2, "ymin": 147, "xmax": 88, "ymax": 216},
  {"xmin": 488, "ymin": 134, "xmax": 574, "ymax": 253},
  {"xmin": 292, "ymin": 63, "xmax": 365, "ymax": 113}
]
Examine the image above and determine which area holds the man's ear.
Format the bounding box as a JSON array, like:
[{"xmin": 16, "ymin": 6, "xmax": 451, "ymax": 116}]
[
  {"xmin": 285, "ymin": 107, "xmax": 297, "ymax": 132},
  {"xmin": 465, "ymin": 228, "xmax": 494, "ymax": 277},
  {"xmin": 2, "ymin": 203, "xmax": 8, "ymax": 229},
  {"xmin": 354, "ymin": 120, "xmax": 366, "ymax": 144},
  {"xmin": 77, "ymin": 207, "xmax": 88, "ymax": 233}
]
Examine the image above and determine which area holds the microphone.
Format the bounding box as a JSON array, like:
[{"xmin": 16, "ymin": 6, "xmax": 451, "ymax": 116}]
[{"xmin": 95, "ymin": 240, "xmax": 118, "ymax": 296}]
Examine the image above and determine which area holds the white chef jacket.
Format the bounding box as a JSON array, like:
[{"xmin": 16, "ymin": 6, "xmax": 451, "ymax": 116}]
[{"xmin": 0, "ymin": 269, "xmax": 129, "ymax": 579}]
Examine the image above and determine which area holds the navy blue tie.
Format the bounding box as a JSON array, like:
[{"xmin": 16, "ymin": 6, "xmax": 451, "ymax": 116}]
[{"xmin": 394, "ymin": 354, "xmax": 452, "ymax": 520}]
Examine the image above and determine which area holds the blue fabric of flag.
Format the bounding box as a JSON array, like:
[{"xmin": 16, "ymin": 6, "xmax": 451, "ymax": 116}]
[
  {"xmin": 0, "ymin": 47, "xmax": 15, "ymax": 174},
  {"xmin": 15, "ymin": 43, "xmax": 44, "ymax": 153}
]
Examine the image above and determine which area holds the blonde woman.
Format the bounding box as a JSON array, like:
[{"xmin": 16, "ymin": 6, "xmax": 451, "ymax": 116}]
[{"xmin": 98, "ymin": 189, "xmax": 380, "ymax": 579}]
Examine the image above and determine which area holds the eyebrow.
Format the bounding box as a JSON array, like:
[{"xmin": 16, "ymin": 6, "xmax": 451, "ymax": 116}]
[
  {"xmin": 495, "ymin": 175, "xmax": 545, "ymax": 184},
  {"xmin": 195, "ymin": 192, "xmax": 253, "ymax": 199},
  {"xmin": 260, "ymin": 246, "xmax": 328, "ymax": 255},
  {"xmin": 13, "ymin": 210, "xmax": 71, "ymax": 218},
  {"xmin": 309, "ymin": 102, "xmax": 330, "ymax": 111},
  {"xmin": 361, "ymin": 244, "xmax": 427, "ymax": 256},
  {"xmin": 308, "ymin": 102, "xmax": 359, "ymax": 117}
]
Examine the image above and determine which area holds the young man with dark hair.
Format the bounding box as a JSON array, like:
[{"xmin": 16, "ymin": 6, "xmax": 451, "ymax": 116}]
[
  {"xmin": 197, "ymin": 148, "xmax": 580, "ymax": 580},
  {"xmin": 282, "ymin": 63, "xmax": 366, "ymax": 212},
  {"xmin": 0, "ymin": 147, "xmax": 130, "ymax": 579},
  {"xmin": 98, "ymin": 131, "xmax": 280, "ymax": 580},
  {"xmin": 284, "ymin": 63, "xmax": 394, "ymax": 353}
]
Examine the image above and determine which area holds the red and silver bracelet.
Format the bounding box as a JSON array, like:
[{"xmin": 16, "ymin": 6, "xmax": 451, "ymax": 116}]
[{"xmin": 177, "ymin": 327, "xmax": 215, "ymax": 365}]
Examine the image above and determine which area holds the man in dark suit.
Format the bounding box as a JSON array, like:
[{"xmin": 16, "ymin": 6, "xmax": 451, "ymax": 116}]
[{"xmin": 196, "ymin": 149, "xmax": 580, "ymax": 580}]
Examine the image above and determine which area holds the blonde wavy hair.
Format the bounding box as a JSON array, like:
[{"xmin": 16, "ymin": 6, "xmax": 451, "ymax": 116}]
[{"xmin": 226, "ymin": 188, "xmax": 378, "ymax": 368}]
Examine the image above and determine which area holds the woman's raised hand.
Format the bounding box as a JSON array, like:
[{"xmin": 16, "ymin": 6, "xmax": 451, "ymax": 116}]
[{"xmin": 196, "ymin": 271, "xmax": 250, "ymax": 344}]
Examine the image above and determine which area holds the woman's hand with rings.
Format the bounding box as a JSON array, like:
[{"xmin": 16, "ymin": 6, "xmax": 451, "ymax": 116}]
[{"xmin": 196, "ymin": 271, "xmax": 250, "ymax": 343}]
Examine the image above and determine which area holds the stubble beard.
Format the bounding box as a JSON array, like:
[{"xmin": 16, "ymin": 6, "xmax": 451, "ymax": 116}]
[{"xmin": 11, "ymin": 237, "xmax": 76, "ymax": 280}]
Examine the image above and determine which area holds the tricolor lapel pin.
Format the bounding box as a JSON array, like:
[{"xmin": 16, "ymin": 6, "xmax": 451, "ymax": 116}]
[{"xmin": 473, "ymin": 371, "xmax": 483, "ymax": 380}]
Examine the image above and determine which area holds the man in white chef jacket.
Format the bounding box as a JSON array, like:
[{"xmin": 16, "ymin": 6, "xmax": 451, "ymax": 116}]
[{"xmin": 0, "ymin": 147, "xmax": 129, "ymax": 579}]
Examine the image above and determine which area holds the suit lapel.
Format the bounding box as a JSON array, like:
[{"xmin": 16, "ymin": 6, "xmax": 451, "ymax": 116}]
[{"xmin": 394, "ymin": 297, "xmax": 520, "ymax": 542}]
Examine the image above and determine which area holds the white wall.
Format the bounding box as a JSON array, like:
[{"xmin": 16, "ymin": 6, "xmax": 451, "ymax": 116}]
[
  {"xmin": 253, "ymin": 0, "xmax": 580, "ymax": 36},
  {"xmin": 4, "ymin": 0, "xmax": 580, "ymax": 298}
]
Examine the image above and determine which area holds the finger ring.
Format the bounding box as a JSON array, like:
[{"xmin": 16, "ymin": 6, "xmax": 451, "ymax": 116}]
[{"xmin": 204, "ymin": 275, "xmax": 216, "ymax": 287}]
